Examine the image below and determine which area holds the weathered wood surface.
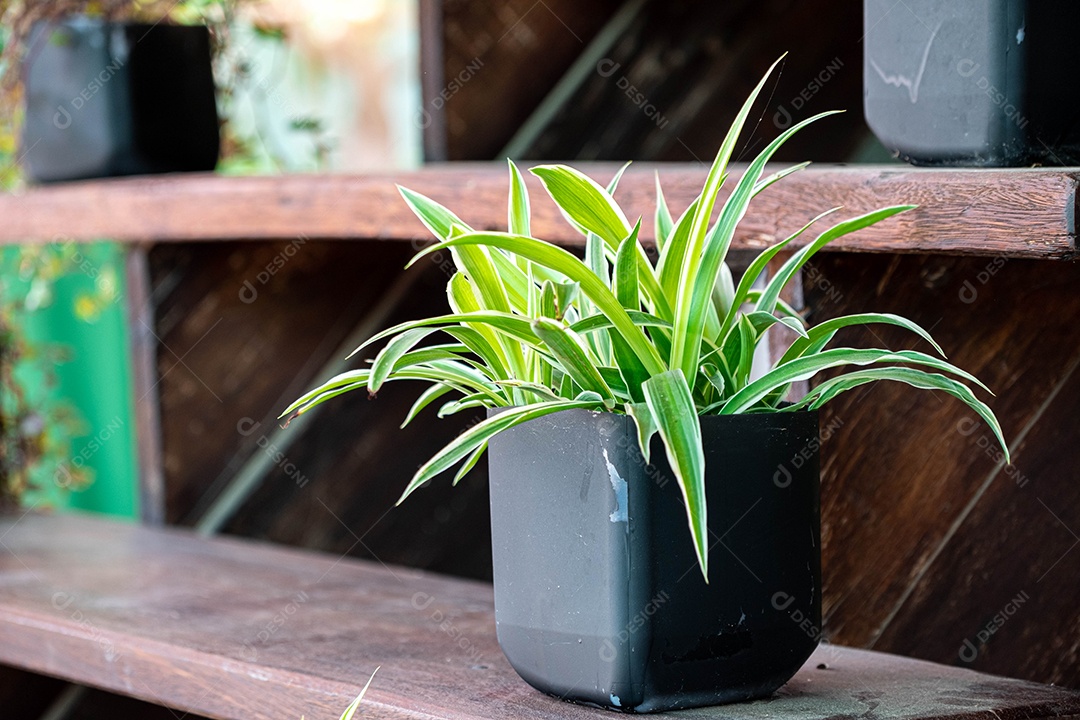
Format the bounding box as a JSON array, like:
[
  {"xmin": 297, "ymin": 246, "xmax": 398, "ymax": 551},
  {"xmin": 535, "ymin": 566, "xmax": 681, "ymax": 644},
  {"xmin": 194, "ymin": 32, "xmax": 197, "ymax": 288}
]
[
  {"xmin": 0, "ymin": 165, "xmax": 1074, "ymax": 258},
  {"xmin": 1, "ymin": 512, "xmax": 1079, "ymax": 720},
  {"xmin": 803, "ymin": 254, "xmax": 1080, "ymax": 687}
]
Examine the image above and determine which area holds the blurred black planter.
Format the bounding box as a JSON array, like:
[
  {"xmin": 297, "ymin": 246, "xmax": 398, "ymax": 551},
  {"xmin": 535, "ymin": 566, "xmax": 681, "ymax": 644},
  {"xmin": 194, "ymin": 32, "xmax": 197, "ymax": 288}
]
[
  {"xmin": 487, "ymin": 408, "xmax": 821, "ymax": 713},
  {"xmin": 864, "ymin": 0, "xmax": 1080, "ymax": 166},
  {"xmin": 21, "ymin": 17, "xmax": 219, "ymax": 183}
]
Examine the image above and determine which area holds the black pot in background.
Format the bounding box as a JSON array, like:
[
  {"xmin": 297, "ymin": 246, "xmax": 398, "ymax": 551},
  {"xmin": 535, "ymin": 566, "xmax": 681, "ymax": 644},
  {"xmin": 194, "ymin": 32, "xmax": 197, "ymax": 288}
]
[
  {"xmin": 21, "ymin": 17, "xmax": 220, "ymax": 183},
  {"xmin": 864, "ymin": 0, "xmax": 1080, "ymax": 166},
  {"xmin": 487, "ymin": 408, "xmax": 821, "ymax": 713}
]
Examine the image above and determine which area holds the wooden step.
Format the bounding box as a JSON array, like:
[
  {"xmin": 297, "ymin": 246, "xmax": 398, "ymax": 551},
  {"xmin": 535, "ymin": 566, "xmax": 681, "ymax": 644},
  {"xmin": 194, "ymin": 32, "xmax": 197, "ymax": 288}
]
[
  {"xmin": 0, "ymin": 165, "xmax": 1075, "ymax": 258},
  {"xmin": 1, "ymin": 511, "xmax": 1078, "ymax": 720}
]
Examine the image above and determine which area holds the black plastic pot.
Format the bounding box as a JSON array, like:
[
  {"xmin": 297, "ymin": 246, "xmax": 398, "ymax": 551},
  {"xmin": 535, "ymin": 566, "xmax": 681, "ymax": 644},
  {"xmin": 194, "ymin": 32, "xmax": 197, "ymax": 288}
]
[
  {"xmin": 863, "ymin": 0, "xmax": 1080, "ymax": 166},
  {"xmin": 21, "ymin": 17, "xmax": 220, "ymax": 183},
  {"xmin": 487, "ymin": 408, "xmax": 821, "ymax": 713}
]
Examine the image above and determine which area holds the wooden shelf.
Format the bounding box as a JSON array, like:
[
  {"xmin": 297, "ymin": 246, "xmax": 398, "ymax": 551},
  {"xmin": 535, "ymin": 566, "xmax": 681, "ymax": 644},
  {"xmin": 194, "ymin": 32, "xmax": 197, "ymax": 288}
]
[
  {"xmin": 1, "ymin": 512, "xmax": 1079, "ymax": 720},
  {"xmin": 0, "ymin": 164, "xmax": 1075, "ymax": 258}
]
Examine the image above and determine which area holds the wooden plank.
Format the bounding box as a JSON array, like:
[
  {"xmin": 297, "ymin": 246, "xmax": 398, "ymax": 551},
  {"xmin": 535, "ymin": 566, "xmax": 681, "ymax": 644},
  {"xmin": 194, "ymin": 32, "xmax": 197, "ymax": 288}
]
[
  {"xmin": 833, "ymin": 256, "xmax": 1080, "ymax": 686},
  {"xmin": 141, "ymin": 241, "xmax": 424, "ymax": 527},
  {"xmin": 0, "ymin": 165, "xmax": 1074, "ymax": 258},
  {"xmin": 148, "ymin": 237, "xmax": 494, "ymax": 577},
  {"xmin": 875, "ymin": 364, "xmax": 1080, "ymax": 686},
  {"xmin": 439, "ymin": 0, "xmax": 621, "ymax": 160},
  {"xmin": 797, "ymin": 254, "xmax": 1080, "ymax": 687},
  {"xmin": 124, "ymin": 245, "xmax": 166, "ymax": 526},
  {"xmin": 521, "ymin": 0, "xmax": 869, "ymax": 163},
  {"xmin": 1, "ymin": 513, "xmax": 1079, "ymax": 720}
]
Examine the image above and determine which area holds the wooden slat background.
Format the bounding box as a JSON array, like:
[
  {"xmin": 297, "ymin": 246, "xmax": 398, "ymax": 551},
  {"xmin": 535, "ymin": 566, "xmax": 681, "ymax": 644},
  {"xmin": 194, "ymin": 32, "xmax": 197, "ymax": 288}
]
[
  {"xmin": 804, "ymin": 254, "xmax": 1080, "ymax": 685},
  {"xmin": 803, "ymin": 254, "xmax": 1080, "ymax": 686},
  {"xmin": 441, "ymin": 0, "xmax": 624, "ymax": 160},
  {"xmin": 518, "ymin": 0, "xmax": 868, "ymax": 163}
]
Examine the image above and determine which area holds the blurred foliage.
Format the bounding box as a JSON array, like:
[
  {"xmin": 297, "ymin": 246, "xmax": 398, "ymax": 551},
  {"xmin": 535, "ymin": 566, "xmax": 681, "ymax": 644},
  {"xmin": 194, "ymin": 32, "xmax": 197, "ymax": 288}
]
[
  {"xmin": 0, "ymin": 0, "xmax": 332, "ymax": 508},
  {"xmin": 0, "ymin": 6, "xmax": 161, "ymax": 509},
  {"xmin": 0, "ymin": 244, "xmax": 124, "ymax": 510}
]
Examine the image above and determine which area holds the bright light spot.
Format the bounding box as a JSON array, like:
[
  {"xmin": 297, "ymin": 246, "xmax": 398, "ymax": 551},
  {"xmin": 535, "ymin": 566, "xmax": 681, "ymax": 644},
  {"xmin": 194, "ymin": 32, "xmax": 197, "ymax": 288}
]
[{"xmin": 296, "ymin": 0, "xmax": 388, "ymax": 43}]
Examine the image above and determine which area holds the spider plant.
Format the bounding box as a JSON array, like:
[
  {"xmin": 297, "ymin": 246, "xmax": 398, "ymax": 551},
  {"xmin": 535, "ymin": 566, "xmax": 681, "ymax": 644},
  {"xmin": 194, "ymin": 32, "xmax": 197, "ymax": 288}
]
[{"xmin": 283, "ymin": 57, "xmax": 1008, "ymax": 581}]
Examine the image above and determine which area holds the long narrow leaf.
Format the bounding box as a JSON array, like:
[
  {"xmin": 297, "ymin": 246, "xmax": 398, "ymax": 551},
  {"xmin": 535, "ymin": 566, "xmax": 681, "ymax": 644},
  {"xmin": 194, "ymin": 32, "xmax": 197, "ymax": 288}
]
[
  {"xmin": 401, "ymin": 383, "xmax": 455, "ymax": 428},
  {"xmin": 454, "ymin": 441, "xmax": 488, "ymax": 484},
  {"xmin": 720, "ymin": 347, "xmax": 991, "ymax": 414},
  {"xmin": 656, "ymin": 195, "xmax": 701, "ymax": 307},
  {"xmin": 756, "ymin": 206, "xmax": 915, "ymax": 315},
  {"xmin": 612, "ymin": 223, "xmax": 649, "ymax": 402},
  {"xmin": 398, "ymin": 400, "xmax": 604, "ymax": 502},
  {"xmin": 614, "ymin": 222, "xmax": 641, "ymax": 310},
  {"xmin": 507, "ymin": 159, "xmax": 531, "ymax": 237},
  {"xmin": 655, "ymin": 173, "xmax": 673, "ymax": 251},
  {"xmin": 778, "ymin": 312, "xmax": 945, "ymax": 366},
  {"xmin": 399, "ymin": 186, "xmax": 471, "ymax": 240},
  {"xmin": 532, "ymin": 317, "xmax": 615, "ymax": 405},
  {"xmin": 281, "ymin": 370, "xmax": 367, "ymax": 418},
  {"xmin": 571, "ymin": 310, "xmax": 671, "ymax": 335},
  {"xmin": 783, "ymin": 367, "xmax": 1008, "ymax": 462},
  {"xmin": 409, "ymin": 232, "xmax": 667, "ymax": 374},
  {"xmin": 643, "ymin": 370, "xmax": 708, "ymax": 581},
  {"xmin": 531, "ymin": 164, "xmax": 631, "ymax": 243},
  {"xmin": 369, "ymin": 328, "xmax": 438, "ymax": 394},
  {"xmin": 627, "ymin": 402, "xmax": 657, "ymax": 464}
]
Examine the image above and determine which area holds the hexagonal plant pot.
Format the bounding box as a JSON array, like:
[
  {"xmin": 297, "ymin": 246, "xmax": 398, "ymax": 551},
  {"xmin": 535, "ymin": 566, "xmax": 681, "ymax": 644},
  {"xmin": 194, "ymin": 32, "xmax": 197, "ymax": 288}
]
[{"xmin": 487, "ymin": 408, "xmax": 821, "ymax": 712}]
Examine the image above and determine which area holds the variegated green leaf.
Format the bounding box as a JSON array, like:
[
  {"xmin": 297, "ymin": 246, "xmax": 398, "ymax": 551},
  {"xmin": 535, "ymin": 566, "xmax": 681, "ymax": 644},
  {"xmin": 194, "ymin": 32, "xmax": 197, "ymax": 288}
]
[{"xmin": 643, "ymin": 370, "xmax": 708, "ymax": 581}]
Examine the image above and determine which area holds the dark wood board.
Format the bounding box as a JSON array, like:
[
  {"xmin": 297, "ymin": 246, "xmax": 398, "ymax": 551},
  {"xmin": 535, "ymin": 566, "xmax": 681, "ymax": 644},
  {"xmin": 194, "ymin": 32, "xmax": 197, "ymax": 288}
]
[
  {"xmin": 875, "ymin": 365, "xmax": 1080, "ymax": 686},
  {"xmin": 439, "ymin": 0, "xmax": 622, "ymax": 160},
  {"xmin": 66, "ymin": 686, "xmax": 214, "ymax": 720},
  {"xmin": 0, "ymin": 165, "xmax": 1074, "ymax": 258},
  {"xmin": 522, "ymin": 0, "xmax": 869, "ymax": 163},
  {"xmin": 0, "ymin": 665, "xmax": 67, "ymax": 719},
  {"xmin": 146, "ymin": 240, "xmax": 416, "ymax": 525},
  {"xmin": 799, "ymin": 254, "xmax": 1080, "ymax": 687},
  {"xmin": 2, "ymin": 512, "xmax": 1080, "ymax": 720},
  {"xmin": 846, "ymin": 259, "xmax": 1080, "ymax": 686},
  {"xmin": 147, "ymin": 239, "xmax": 495, "ymax": 580}
]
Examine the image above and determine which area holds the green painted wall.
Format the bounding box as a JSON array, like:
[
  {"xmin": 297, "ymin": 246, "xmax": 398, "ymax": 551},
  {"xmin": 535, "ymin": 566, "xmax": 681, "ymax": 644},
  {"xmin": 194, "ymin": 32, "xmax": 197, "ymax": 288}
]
[{"xmin": 6, "ymin": 243, "xmax": 138, "ymax": 518}]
